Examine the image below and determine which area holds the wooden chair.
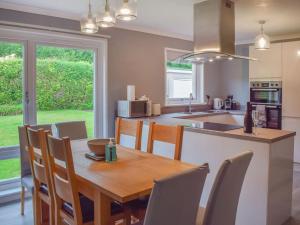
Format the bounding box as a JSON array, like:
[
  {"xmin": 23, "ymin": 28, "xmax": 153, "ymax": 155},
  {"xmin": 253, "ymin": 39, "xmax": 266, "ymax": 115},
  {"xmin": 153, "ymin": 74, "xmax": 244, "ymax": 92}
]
[
  {"xmin": 45, "ymin": 135, "xmax": 131, "ymax": 225},
  {"xmin": 132, "ymin": 165, "xmax": 209, "ymax": 225},
  {"xmin": 147, "ymin": 122, "xmax": 184, "ymax": 160},
  {"xmin": 196, "ymin": 151, "xmax": 253, "ymax": 225},
  {"xmin": 25, "ymin": 126, "xmax": 54, "ymax": 225},
  {"xmin": 18, "ymin": 124, "xmax": 52, "ymax": 216},
  {"xmin": 115, "ymin": 117, "xmax": 143, "ymax": 150}
]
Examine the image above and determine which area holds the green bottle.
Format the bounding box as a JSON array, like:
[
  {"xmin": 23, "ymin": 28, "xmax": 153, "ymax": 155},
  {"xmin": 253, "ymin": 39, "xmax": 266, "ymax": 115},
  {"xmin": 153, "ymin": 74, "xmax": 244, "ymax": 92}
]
[{"xmin": 105, "ymin": 138, "xmax": 117, "ymax": 162}]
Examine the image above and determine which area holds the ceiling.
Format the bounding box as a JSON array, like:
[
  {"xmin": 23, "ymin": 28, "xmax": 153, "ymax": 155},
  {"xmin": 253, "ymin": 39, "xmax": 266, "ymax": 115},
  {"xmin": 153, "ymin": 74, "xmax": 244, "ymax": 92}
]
[{"xmin": 1, "ymin": 0, "xmax": 300, "ymax": 43}]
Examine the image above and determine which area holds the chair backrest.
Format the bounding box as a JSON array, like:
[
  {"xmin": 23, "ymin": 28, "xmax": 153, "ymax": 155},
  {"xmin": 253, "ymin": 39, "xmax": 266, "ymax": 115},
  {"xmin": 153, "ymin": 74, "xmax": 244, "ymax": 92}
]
[
  {"xmin": 202, "ymin": 151, "xmax": 253, "ymax": 225},
  {"xmin": 115, "ymin": 117, "xmax": 143, "ymax": 150},
  {"xmin": 143, "ymin": 164, "xmax": 209, "ymax": 225},
  {"xmin": 46, "ymin": 135, "xmax": 83, "ymax": 224},
  {"xmin": 18, "ymin": 124, "xmax": 52, "ymax": 178},
  {"xmin": 25, "ymin": 126, "xmax": 53, "ymax": 198},
  {"xmin": 54, "ymin": 121, "xmax": 87, "ymax": 140},
  {"xmin": 147, "ymin": 122, "xmax": 184, "ymax": 160}
]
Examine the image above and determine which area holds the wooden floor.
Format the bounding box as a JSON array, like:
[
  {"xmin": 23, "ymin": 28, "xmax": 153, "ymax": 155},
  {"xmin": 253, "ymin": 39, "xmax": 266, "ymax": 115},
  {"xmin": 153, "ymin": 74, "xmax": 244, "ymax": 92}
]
[{"xmin": 1, "ymin": 164, "xmax": 300, "ymax": 225}]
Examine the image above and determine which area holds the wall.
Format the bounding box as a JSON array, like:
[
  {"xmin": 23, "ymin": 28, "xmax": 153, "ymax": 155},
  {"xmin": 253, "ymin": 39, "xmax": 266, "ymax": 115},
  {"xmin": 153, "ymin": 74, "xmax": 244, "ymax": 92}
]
[{"xmin": 219, "ymin": 45, "xmax": 250, "ymax": 107}]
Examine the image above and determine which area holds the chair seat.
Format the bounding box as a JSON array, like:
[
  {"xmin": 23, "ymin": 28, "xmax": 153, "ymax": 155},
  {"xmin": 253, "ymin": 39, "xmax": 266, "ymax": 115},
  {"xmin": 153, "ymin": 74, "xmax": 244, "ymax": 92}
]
[
  {"xmin": 196, "ymin": 207, "xmax": 205, "ymax": 225},
  {"xmin": 21, "ymin": 176, "xmax": 34, "ymax": 194},
  {"xmin": 63, "ymin": 195, "xmax": 124, "ymax": 223}
]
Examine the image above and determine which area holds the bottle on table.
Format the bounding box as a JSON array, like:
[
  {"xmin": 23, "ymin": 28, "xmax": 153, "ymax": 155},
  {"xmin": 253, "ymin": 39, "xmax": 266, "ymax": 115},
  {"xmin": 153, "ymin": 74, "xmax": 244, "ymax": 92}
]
[{"xmin": 244, "ymin": 102, "xmax": 253, "ymax": 134}]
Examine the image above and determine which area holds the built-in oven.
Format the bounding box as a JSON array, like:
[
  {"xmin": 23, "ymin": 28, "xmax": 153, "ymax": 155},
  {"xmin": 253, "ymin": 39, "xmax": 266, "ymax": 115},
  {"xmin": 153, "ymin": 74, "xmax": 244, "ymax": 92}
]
[
  {"xmin": 251, "ymin": 104, "xmax": 282, "ymax": 130},
  {"xmin": 250, "ymin": 81, "xmax": 282, "ymax": 130},
  {"xmin": 250, "ymin": 81, "xmax": 282, "ymax": 105}
]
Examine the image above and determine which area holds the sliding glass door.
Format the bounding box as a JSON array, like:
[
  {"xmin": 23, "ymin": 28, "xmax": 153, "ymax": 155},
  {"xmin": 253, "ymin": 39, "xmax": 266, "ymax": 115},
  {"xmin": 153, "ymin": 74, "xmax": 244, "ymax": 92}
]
[
  {"xmin": 0, "ymin": 40, "xmax": 24, "ymax": 180},
  {"xmin": 35, "ymin": 44, "xmax": 95, "ymax": 137},
  {"xmin": 0, "ymin": 26, "xmax": 107, "ymax": 189}
]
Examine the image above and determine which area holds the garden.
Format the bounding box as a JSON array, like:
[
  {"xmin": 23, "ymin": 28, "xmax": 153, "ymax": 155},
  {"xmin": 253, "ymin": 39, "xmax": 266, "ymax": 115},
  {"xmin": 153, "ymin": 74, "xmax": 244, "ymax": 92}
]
[{"xmin": 0, "ymin": 42, "xmax": 94, "ymax": 180}]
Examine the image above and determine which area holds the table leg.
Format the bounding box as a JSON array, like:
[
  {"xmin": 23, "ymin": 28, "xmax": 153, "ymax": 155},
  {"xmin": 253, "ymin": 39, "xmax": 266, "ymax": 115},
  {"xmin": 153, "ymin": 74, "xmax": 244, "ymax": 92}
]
[{"xmin": 94, "ymin": 191, "xmax": 112, "ymax": 225}]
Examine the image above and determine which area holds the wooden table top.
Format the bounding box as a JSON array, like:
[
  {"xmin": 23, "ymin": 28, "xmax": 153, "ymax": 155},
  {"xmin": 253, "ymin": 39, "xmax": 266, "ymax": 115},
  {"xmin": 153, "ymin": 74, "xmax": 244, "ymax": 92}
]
[{"xmin": 70, "ymin": 139, "xmax": 197, "ymax": 203}]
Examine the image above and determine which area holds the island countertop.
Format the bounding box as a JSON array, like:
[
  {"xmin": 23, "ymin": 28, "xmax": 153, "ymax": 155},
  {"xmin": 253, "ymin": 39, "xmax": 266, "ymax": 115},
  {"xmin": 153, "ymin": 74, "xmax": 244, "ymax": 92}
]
[{"xmin": 133, "ymin": 112, "xmax": 296, "ymax": 143}]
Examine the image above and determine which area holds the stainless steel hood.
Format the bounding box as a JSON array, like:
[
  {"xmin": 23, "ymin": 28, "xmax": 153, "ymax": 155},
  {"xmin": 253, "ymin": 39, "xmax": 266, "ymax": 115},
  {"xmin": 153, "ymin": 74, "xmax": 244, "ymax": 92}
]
[{"xmin": 177, "ymin": 0, "xmax": 256, "ymax": 64}]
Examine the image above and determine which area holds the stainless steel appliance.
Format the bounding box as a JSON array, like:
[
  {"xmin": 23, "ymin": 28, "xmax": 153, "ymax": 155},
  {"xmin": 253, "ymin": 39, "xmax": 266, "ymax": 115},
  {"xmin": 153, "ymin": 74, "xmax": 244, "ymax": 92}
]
[
  {"xmin": 117, "ymin": 100, "xmax": 147, "ymax": 118},
  {"xmin": 250, "ymin": 81, "xmax": 282, "ymax": 129},
  {"xmin": 250, "ymin": 81, "xmax": 282, "ymax": 105}
]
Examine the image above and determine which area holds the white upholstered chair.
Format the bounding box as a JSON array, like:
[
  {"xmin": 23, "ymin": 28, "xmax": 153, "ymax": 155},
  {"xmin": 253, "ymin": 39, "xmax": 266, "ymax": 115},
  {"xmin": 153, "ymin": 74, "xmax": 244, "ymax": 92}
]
[
  {"xmin": 196, "ymin": 151, "xmax": 253, "ymax": 225},
  {"xmin": 134, "ymin": 164, "xmax": 209, "ymax": 225},
  {"xmin": 53, "ymin": 121, "xmax": 87, "ymax": 140}
]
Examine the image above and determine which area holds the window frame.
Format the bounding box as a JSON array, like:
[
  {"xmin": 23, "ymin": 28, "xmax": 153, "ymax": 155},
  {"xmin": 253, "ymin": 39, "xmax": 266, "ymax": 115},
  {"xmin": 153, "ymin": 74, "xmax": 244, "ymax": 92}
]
[{"xmin": 164, "ymin": 48, "xmax": 204, "ymax": 106}]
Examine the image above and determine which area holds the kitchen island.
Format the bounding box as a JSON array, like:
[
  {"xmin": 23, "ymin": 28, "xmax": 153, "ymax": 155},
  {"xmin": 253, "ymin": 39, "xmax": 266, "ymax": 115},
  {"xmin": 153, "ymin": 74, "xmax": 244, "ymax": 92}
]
[{"xmin": 121, "ymin": 112, "xmax": 296, "ymax": 225}]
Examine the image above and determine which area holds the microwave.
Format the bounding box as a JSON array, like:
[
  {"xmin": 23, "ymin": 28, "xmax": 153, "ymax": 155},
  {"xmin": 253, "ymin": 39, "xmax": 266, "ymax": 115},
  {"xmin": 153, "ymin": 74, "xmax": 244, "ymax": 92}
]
[{"xmin": 117, "ymin": 100, "xmax": 147, "ymax": 118}]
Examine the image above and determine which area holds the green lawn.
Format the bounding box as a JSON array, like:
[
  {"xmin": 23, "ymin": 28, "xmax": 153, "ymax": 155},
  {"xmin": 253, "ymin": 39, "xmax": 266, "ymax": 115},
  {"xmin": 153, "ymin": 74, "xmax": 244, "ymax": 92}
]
[
  {"xmin": 0, "ymin": 110, "xmax": 93, "ymax": 180},
  {"xmin": 0, "ymin": 158, "xmax": 20, "ymax": 180}
]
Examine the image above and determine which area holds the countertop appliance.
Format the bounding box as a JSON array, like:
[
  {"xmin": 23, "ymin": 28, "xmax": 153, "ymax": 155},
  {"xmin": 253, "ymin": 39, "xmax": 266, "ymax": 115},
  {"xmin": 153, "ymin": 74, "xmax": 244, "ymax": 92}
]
[
  {"xmin": 224, "ymin": 95, "xmax": 233, "ymax": 110},
  {"xmin": 250, "ymin": 81, "xmax": 282, "ymax": 129},
  {"xmin": 214, "ymin": 98, "xmax": 224, "ymax": 110},
  {"xmin": 117, "ymin": 100, "xmax": 147, "ymax": 118}
]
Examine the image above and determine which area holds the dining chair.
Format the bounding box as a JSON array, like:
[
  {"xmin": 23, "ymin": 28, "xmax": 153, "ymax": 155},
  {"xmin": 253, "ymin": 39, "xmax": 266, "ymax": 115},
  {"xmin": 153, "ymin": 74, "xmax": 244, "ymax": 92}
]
[
  {"xmin": 46, "ymin": 135, "xmax": 131, "ymax": 225},
  {"xmin": 25, "ymin": 126, "xmax": 55, "ymax": 225},
  {"xmin": 115, "ymin": 117, "xmax": 143, "ymax": 150},
  {"xmin": 133, "ymin": 164, "xmax": 209, "ymax": 225},
  {"xmin": 196, "ymin": 151, "xmax": 253, "ymax": 225},
  {"xmin": 147, "ymin": 122, "xmax": 184, "ymax": 160},
  {"xmin": 53, "ymin": 121, "xmax": 87, "ymax": 140},
  {"xmin": 18, "ymin": 124, "xmax": 52, "ymax": 216}
]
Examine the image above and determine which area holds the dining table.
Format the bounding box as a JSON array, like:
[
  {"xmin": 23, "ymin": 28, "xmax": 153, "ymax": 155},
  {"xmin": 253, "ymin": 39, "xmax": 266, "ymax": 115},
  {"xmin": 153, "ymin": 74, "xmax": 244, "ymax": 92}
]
[{"xmin": 38, "ymin": 139, "xmax": 198, "ymax": 225}]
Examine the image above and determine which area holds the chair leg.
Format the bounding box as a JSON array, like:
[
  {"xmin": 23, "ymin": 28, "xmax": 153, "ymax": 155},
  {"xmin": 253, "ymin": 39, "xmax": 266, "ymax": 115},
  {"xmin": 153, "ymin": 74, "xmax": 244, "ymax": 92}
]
[
  {"xmin": 34, "ymin": 192, "xmax": 42, "ymax": 225},
  {"xmin": 20, "ymin": 185, "xmax": 25, "ymax": 216}
]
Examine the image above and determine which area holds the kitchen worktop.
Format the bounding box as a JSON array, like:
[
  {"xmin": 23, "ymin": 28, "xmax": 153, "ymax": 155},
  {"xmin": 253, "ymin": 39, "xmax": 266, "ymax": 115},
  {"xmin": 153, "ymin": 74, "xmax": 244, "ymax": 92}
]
[{"xmin": 134, "ymin": 111, "xmax": 295, "ymax": 143}]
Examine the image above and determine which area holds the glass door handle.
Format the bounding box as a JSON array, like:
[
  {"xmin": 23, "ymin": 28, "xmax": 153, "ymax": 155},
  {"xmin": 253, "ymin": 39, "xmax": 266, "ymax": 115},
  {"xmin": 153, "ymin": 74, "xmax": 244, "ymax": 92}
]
[{"xmin": 25, "ymin": 91, "xmax": 30, "ymax": 104}]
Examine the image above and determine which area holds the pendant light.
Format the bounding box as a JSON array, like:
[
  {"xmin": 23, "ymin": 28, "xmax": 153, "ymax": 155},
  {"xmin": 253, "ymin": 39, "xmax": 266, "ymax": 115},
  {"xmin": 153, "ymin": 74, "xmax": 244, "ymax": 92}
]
[
  {"xmin": 255, "ymin": 20, "xmax": 270, "ymax": 50},
  {"xmin": 80, "ymin": 0, "xmax": 98, "ymax": 34},
  {"xmin": 97, "ymin": 0, "xmax": 116, "ymax": 28},
  {"xmin": 116, "ymin": 0, "xmax": 137, "ymax": 21}
]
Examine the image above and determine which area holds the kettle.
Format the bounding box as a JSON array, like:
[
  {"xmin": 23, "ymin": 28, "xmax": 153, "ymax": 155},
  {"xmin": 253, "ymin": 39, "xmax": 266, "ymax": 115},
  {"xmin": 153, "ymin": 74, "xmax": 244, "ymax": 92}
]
[{"xmin": 214, "ymin": 98, "xmax": 224, "ymax": 110}]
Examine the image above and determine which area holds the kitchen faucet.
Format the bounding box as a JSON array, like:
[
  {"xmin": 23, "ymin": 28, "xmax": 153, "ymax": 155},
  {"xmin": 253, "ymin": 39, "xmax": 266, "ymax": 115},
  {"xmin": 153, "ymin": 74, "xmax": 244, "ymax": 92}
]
[{"xmin": 188, "ymin": 93, "xmax": 193, "ymax": 114}]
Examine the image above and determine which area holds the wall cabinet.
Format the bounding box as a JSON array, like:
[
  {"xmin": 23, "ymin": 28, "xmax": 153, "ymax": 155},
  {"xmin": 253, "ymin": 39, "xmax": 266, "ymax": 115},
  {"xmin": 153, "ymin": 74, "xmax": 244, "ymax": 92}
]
[
  {"xmin": 282, "ymin": 41, "xmax": 300, "ymax": 163},
  {"xmin": 282, "ymin": 41, "xmax": 300, "ymax": 117},
  {"xmin": 249, "ymin": 43, "xmax": 282, "ymax": 79}
]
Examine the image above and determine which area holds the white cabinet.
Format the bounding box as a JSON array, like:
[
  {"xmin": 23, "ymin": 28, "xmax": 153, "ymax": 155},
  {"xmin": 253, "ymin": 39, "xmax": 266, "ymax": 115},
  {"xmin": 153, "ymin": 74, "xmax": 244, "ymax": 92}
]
[
  {"xmin": 282, "ymin": 40, "xmax": 300, "ymax": 163},
  {"xmin": 283, "ymin": 117, "xmax": 300, "ymax": 162},
  {"xmin": 282, "ymin": 41, "xmax": 300, "ymax": 117},
  {"xmin": 249, "ymin": 43, "xmax": 282, "ymax": 79}
]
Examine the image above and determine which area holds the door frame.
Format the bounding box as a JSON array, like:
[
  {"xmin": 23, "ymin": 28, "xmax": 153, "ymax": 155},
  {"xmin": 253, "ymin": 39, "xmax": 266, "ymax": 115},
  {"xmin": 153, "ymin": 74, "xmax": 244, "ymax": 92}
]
[{"xmin": 0, "ymin": 25, "xmax": 108, "ymax": 152}]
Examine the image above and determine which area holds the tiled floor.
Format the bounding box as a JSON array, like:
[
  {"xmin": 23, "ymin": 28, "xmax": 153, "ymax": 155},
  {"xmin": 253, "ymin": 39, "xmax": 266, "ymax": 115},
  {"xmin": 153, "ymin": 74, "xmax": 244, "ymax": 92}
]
[{"xmin": 1, "ymin": 164, "xmax": 300, "ymax": 225}]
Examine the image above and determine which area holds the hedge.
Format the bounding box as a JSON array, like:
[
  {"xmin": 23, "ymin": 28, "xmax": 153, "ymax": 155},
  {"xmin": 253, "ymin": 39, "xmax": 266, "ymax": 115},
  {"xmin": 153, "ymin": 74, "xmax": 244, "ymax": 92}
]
[
  {"xmin": 0, "ymin": 42, "xmax": 93, "ymax": 63},
  {"xmin": 0, "ymin": 58, "xmax": 93, "ymax": 115}
]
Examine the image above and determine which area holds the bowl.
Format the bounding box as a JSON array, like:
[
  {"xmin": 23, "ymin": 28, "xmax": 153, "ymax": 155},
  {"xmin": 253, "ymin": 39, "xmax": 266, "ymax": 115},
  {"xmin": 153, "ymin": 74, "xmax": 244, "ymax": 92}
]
[{"xmin": 87, "ymin": 139, "xmax": 110, "ymax": 156}]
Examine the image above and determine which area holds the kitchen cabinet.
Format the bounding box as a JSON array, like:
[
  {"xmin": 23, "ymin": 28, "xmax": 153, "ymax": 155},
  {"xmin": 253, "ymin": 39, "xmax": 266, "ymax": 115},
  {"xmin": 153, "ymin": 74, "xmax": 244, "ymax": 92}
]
[
  {"xmin": 282, "ymin": 41, "xmax": 300, "ymax": 117},
  {"xmin": 249, "ymin": 43, "xmax": 282, "ymax": 79},
  {"xmin": 282, "ymin": 40, "xmax": 300, "ymax": 163}
]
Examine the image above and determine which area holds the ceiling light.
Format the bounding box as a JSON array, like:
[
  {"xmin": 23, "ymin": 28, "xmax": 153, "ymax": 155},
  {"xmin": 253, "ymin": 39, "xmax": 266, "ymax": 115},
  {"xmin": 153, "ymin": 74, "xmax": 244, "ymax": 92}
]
[
  {"xmin": 297, "ymin": 50, "xmax": 300, "ymax": 56},
  {"xmin": 116, "ymin": 0, "xmax": 137, "ymax": 21},
  {"xmin": 216, "ymin": 55, "xmax": 221, "ymax": 59},
  {"xmin": 255, "ymin": 20, "xmax": 270, "ymax": 50},
  {"xmin": 80, "ymin": 0, "xmax": 98, "ymax": 34},
  {"xmin": 209, "ymin": 58, "xmax": 214, "ymax": 62},
  {"xmin": 96, "ymin": 0, "xmax": 116, "ymax": 28},
  {"xmin": 228, "ymin": 57, "xmax": 233, "ymax": 61}
]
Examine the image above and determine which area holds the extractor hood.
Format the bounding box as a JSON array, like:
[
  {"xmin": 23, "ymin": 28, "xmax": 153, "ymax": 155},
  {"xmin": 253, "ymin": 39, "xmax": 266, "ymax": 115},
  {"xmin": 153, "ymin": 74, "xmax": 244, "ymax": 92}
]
[{"xmin": 176, "ymin": 0, "xmax": 256, "ymax": 64}]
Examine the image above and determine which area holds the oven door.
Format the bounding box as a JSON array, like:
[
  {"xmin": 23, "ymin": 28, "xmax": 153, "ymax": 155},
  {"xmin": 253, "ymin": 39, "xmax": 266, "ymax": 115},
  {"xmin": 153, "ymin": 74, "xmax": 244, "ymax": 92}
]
[
  {"xmin": 266, "ymin": 105, "xmax": 282, "ymax": 130},
  {"xmin": 250, "ymin": 88, "xmax": 282, "ymax": 104}
]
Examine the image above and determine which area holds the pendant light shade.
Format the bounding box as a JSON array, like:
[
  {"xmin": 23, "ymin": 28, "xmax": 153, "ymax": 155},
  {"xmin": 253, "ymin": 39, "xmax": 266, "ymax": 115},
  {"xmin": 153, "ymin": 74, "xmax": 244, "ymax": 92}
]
[
  {"xmin": 255, "ymin": 20, "xmax": 270, "ymax": 50},
  {"xmin": 80, "ymin": 0, "xmax": 98, "ymax": 34},
  {"xmin": 97, "ymin": 0, "xmax": 116, "ymax": 28},
  {"xmin": 116, "ymin": 0, "xmax": 137, "ymax": 21}
]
